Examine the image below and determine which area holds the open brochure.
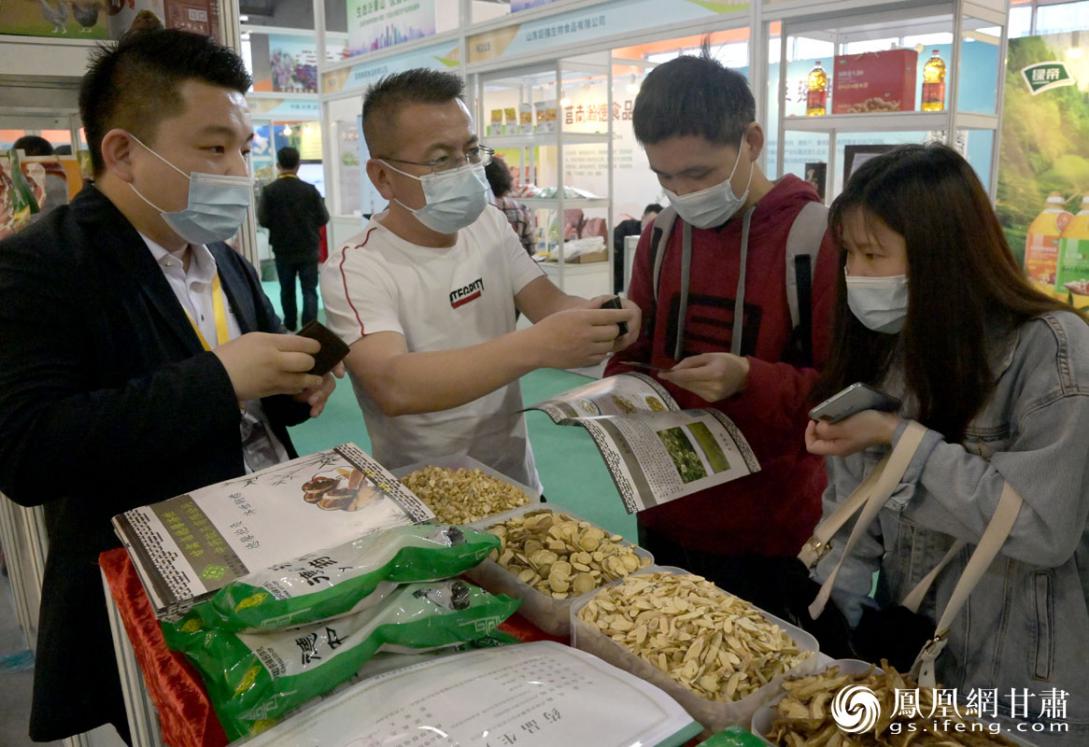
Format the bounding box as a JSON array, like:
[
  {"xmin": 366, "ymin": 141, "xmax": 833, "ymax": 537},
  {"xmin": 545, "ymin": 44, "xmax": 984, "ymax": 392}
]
[
  {"xmin": 113, "ymin": 443, "xmax": 434, "ymax": 619},
  {"xmin": 531, "ymin": 373, "xmax": 760, "ymax": 513}
]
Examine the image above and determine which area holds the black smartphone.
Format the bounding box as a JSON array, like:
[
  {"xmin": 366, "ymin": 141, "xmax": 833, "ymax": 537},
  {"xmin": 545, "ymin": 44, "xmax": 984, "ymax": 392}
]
[
  {"xmin": 297, "ymin": 320, "xmax": 350, "ymax": 376},
  {"xmin": 618, "ymin": 360, "xmax": 668, "ymax": 373},
  {"xmin": 600, "ymin": 296, "xmax": 627, "ymax": 337},
  {"xmin": 808, "ymin": 383, "xmax": 901, "ymax": 423}
]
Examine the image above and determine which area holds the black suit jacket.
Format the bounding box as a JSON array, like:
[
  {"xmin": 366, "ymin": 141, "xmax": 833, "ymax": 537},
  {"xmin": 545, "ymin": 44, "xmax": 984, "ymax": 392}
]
[
  {"xmin": 256, "ymin": 174, "xmax": 329, "ymax": 262},
  {"xmin": 0, "ymin": 186, "xmax": 311, "ymax": 741}
]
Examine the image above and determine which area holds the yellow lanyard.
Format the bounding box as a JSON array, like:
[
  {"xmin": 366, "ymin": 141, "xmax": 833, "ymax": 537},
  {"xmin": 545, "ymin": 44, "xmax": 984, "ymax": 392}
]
[{"xmin": 187, "ymin": 273, "xmax": 230, "ymax": 351}]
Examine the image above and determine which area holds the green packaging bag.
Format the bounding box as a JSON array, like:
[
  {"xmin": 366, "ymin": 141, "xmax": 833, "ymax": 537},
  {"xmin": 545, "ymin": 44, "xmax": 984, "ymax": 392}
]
[
  {"xmin": 202, "ymin": 524, "xmax": 500, "ymax": 632},
  {"xmin": 697, "ymin": 726, "xmax": 767, "ymax": 746},
  {"xmin": 164, "ymin": 580, "xmax": 520, "ymax": 741}
]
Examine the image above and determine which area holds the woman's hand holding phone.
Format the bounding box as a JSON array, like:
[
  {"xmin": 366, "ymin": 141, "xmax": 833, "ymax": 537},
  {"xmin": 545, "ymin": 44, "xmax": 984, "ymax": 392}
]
[{"xmin": 805, "ymin": 410, "xmax": 902, "ymax": 457}]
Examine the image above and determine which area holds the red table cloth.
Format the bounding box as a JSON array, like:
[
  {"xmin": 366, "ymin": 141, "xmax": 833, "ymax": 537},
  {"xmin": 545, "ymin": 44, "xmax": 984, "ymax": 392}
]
[{"xmin": 98, "ymin": 548, "xmax": 564, "ymax": 747}]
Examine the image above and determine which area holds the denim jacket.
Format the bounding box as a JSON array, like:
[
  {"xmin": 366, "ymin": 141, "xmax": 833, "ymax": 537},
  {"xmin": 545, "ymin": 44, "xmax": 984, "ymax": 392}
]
[{"xmin": 814, "ymin": 312, "xmax": 1089, "ymax": 745}]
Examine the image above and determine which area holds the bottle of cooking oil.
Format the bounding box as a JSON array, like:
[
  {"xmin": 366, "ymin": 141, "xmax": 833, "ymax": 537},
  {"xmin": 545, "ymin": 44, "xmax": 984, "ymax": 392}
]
[
  {"xmin": 1057, "ymin": 196, "xmax": 1089, "ymax": 307},
  {"xmin": 1024, "ymin": 192, "xmax": 1070, "ymax": 296},
  {"xmin": 807, "ymin": 61, "xmax": 828, "ymax": 117},
  {"xmin": 921, "ymin": 50, "xmax": 946, "ymax": 112}
]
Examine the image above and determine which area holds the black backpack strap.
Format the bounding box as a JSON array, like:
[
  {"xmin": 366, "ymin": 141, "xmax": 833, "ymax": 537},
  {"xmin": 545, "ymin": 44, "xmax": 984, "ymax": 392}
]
[
  {"xmin": 785, "ymin": 201, "xmax": 828, "ymax": 368},
  {"xmin": 794, "ymin": 253, "xmax": 813, "ymax": 367}
]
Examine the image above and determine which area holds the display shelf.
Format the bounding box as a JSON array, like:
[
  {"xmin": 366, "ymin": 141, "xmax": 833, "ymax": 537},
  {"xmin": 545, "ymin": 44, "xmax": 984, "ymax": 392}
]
[
  {"xmin": 521, "ymin": 197, "xmax": 609, "ymax": 210},
  {"xmin": 472, "ymin": 50, "xmax": 614, "ymax": 292},
  {"xmin": 486, "ymin": 132, "xmax": 611, "ymax": 147},
  {"xmin": 540, "ymin": 258, "xmax": 611, "ymax": 298},
  {"xmin": 769, "ymin": 0, "xmax": 1008, "ymax": 199},
  {"xmin": 782, "ymin": 111, "xmax": 998, "ymax": 133}
]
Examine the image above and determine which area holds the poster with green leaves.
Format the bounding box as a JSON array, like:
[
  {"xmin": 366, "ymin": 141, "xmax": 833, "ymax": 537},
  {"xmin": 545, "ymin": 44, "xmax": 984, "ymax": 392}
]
[{"xmin": 997, "ymin": 34, "xmax": 1089, "ymax": 303}]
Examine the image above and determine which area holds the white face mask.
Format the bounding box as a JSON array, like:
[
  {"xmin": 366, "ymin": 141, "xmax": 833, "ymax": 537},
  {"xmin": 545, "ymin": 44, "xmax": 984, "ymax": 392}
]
[
  {"xmin": 383, "ymin": 160, "xmax": 489, "ymax": 235},
  {"xmin": 846, "ymin": 273, "xmax": 909, "ymax": 334},
  {"xmin": 128, "ymin": 135, "xmax": 253, "ymax": 245},
  {"xmin": 663, "ymin": 143, "xmax": 752, "ymax": 229}
]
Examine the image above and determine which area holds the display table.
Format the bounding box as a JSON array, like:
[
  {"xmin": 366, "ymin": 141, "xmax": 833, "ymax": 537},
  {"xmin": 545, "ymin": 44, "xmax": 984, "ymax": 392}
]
[{"xmin": 98, "ymin": 548, "xmax": 565, "ymax": 747}]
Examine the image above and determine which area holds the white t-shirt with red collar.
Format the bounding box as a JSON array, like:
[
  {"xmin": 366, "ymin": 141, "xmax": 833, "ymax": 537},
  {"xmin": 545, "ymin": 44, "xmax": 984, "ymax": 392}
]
[{"xmin": 319, "ymin": 206, "xmax": 545, "ymax": 490}]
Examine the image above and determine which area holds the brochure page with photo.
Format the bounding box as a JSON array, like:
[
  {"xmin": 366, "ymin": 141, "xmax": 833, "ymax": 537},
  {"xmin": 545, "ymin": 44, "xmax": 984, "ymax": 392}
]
[{"xmin": 529, "ymin": 374, "xmax": 760, "ymax": 512}]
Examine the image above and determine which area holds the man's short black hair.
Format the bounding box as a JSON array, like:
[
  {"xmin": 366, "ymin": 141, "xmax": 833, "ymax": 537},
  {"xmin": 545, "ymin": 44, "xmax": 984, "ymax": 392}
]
[
  {"xmin": 633, "ymin": 51, "xmax": 755, "ymax": 146},
  {"xmin": 362, "ymin": 68, "xmax": 464, "ymax": 156},
  {"xmin": 79, "ymin": 28, "xmax": 252, "ymax": 175},
  {"xmin": 13, "ymin": 135, "xmax": 54, "ymax": 157},
  {"xmin": 484, "ymin": 156, "xmax": 512, "ymax": 198},
  {"xmin": 277, "ymin": 146, "xmax": 300, "ymax": 171},
  {"xmin": 643, "ymin": 203, "xmax": 663, "ymax": 216}
]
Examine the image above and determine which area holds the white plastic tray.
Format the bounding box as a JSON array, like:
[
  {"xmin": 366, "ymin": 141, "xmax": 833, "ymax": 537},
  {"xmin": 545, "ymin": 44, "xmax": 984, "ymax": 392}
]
[
  {"xmin": 465, "ymin": 504, "xmax": 653, "ymax": 638},
  {"xmin": 570, "ymin": 565, "xmax": 821, "ymax": 733},
  {"xmin": 391, "ymin": 455, "xmax": 541, "ymax": 524}
]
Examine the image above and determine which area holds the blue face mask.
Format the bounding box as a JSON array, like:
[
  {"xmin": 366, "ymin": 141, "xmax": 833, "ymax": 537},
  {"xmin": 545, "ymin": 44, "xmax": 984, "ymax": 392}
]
[
  {"xmin": 129, "ymin": 135, "xmax": 253, "ymax": 245},
  {"xmin": 382, "ymin": 160, "xmax": 489, "ymax": 235}
]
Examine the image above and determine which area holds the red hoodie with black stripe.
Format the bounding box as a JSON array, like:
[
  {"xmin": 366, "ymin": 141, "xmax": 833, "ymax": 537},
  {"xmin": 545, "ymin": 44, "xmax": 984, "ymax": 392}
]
[{"xmin": 604, "ymin": 174, "xmax": 839, "ymax": 557}]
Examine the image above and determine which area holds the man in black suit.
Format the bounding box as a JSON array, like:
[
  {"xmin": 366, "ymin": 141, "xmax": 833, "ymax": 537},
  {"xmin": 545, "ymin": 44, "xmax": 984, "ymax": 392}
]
[
  {"xmin": 0, "ymin": 29, "xmax": 340, "ymax": 744},
  {"xmin": 258, "ymin": 146, "xmax": 329, "ymax": 330}
]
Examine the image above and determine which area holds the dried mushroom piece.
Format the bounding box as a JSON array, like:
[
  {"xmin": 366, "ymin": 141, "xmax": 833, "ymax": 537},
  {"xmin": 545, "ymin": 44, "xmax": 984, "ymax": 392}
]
[
  {"xmin": 577, "ymin": 572, "xmax": 813, "ymax": 703},
  {"xmin": 484, "ymin": 509, "xmax": 650, "ymax": 597},
  {"xmin": 400, "ymin": 466, "xmax": 530, "ymax": 525}
]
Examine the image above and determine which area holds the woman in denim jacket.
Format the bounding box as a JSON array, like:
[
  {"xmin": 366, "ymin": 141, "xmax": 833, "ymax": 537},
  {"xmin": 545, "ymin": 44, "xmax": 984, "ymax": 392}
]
[{"xmin": 807, "ymin": 144, "xmax": 1089, "ymax": 744}]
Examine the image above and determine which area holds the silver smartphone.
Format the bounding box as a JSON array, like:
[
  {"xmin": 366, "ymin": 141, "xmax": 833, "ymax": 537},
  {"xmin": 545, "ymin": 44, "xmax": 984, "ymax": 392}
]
[{"xmin": 809, "ymin": 383, "xmax": 901, "ymax": 423}]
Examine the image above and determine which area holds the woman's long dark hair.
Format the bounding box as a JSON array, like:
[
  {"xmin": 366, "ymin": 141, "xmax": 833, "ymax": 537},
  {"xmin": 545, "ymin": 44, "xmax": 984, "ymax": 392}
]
[{"xmin": 811, "ymin": 144, "xmax": 1077, "ymax": 442}]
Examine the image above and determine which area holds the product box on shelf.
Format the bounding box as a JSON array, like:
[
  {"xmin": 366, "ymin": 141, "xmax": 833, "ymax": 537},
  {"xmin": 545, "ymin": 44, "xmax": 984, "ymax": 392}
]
[
  {"xmin": 465, "ymin": 504, "xmax": 653, "ymax": 637},
  {"xmin": 534, "ymin": 100, "xmax": 559, "ymax": 133},
  {"xmin": 519, "ymin": 103, "xmax": 534, "ymax": 134},
  {"xmin": 487, "ymin": 109, "xmax": 505, "ymax": 137},
  {"xmin": 833, "ymin": 48, "xmax": 919, "ymax": 114},
  {"xmin": 566, "ymin": 249, "xmax": 608, "ymax": 264},
  {"xmin": 571, "ymin": 566, "xmax": 820, "ymax": 732},
  {"xmin": 503, "ymin": 107, "xmax": 518, "ymax": 135}
]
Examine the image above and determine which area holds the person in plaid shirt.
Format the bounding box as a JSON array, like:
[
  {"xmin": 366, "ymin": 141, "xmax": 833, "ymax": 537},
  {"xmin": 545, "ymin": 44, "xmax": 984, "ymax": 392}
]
[{"xmin": 485, "ymin": 155, "xmax": 536, "ymax": 256}]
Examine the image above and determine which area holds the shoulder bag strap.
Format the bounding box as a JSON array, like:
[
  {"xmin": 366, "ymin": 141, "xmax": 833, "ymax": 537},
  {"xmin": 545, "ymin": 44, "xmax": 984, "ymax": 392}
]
[
  {"xmin": 911, "ymin": 483, "xmax": 1024, "ymax": 688},
  {"xmin": 807, "ymin": 421, "xmax": 929, "ymax": 620}
]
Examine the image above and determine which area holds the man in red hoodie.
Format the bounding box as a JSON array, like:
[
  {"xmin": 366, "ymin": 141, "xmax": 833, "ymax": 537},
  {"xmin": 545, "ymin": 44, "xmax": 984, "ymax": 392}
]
[{"xmin": 605, "ymin": 52, "xmax": 839, "ymax": 622}]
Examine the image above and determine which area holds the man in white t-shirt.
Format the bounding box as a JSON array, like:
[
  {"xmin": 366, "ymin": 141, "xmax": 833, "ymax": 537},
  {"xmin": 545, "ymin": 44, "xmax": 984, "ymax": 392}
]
[{"xmin": 320, "ymin": 69, "xmax": 640, "ymax": 490}]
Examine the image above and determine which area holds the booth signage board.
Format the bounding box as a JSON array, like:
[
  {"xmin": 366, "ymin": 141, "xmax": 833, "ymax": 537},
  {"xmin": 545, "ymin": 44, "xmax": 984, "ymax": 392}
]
[
  {"xmin": 253, "ymin": 36, "xmax": 348, "ymax": 94},
  {"xmin": 322, "ymin": 39, "xmax": 460, "ymax": 95},
  {"xmin": 347, "ymin": 0, "xmax": 437, "ymax": 57},
  {"xmin": 1021, "ymin": 61, "xmax": 1076, "ymax": 96},
  {"xmin": 997, "ymin": 33, "xmax": 1089, "ymax": 269},
  {"xmin": 249, "ymin": 98, "xmax": 322, "ymax": 118},
  {"xmin": 513, "ymin": 0, "xmax": 562, "ymax": 11},
  {"xmin": 467, "ymin": 0, "xmax": 750, "ymax": 65},
  {"xmin": 265, "ymin": 35, "xmax": 321, "ymax": 93}
]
